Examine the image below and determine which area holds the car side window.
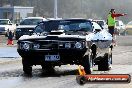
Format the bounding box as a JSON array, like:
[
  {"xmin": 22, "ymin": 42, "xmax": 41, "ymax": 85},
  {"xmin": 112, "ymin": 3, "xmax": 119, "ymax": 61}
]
[{"xmin": 92, "ymin": 22, "xmax": 102, "ymax": 32}]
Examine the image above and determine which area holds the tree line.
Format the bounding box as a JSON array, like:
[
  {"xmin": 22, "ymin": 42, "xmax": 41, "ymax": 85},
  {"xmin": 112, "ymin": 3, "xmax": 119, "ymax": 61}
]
[{"xmin": 0, "ymin": 0, "xmax": 131, "ymax": 23}]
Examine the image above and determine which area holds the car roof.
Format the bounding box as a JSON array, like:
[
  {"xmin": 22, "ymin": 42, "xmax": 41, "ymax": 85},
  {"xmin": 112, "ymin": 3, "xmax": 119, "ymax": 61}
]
[
  {"xmin": 46, "ymin": 18, "xmax": 91, "ymax": 22},
  {"xmin": 93, "ymin": 20, "xmax": 106, "ymax": 22},
  {"xmin": 0, "ymin": 19, "xmax": 10, "ymax": 20},
  {"xmin": 47, "ymin": 18, "xmax": 62, "ymax": 20},
  {"xmin": 23, "ymin": 17, "xmax": 47, "ymax": 20}
]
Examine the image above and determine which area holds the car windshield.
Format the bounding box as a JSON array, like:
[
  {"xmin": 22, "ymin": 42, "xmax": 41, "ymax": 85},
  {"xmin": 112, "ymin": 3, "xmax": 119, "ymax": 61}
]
[
  {"xmin": 0, "ymin": 20, "xmax": 8, "ymax": 25},
  {"xmin": 34, "ymin": 20, "xmax": 93, "ymax": 33},
  {"xmin": 59, "ymin": 21, "xmax": 92, "ymax": 32},
  {"xmin": 20, "ymin": 19, "xmax": 43, "ymax": 25}
]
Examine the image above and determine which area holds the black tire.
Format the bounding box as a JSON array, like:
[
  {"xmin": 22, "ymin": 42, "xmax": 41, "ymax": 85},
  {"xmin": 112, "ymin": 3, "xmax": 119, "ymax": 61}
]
[
  {"xmin": 82, "ymin": 54, "xmax": 93, "ymax": 74},
  {"xmin": 15, "ymin": 36, "xmax": 19, "ymax": 40},
  {"xmin": 98, "ymin": 53, "xmax": 112, "ymax": 71},
  {"xmin": 76, "ymin": 76, "xmax": 87, "ymax": 85},
  {"xmin": 22, "ymin": 58, "xmax": 32, "ymax": 75}
]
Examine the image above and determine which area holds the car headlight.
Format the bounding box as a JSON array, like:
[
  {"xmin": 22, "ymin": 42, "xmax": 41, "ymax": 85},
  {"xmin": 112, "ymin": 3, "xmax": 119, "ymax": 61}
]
[
  {"xmin": 16, "ymin": 28, "xmax": 21, "ymax": 31},
  {"xmin": 29, "ymin": 30, "xmax": 33, "ymax": 32},
  {"xmin": 22, "ymin": 43, "xmax": 30, "ymax": 50},
  {"xmin": 65, "ymin": 43, "xmax": 71, "ymax": 48},
  {"xmin": 33, "ymin": 44, "xmax": 40, "ymax": 49},
  {"xmin": 75, "ymin": 42, "xmax": 82, "ymax": 49}
]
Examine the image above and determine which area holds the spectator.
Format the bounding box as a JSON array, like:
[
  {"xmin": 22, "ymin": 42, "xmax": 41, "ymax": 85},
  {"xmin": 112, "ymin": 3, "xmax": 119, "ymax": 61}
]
[
  {"xmin": 107, "ymin": 9, "xmax": 127, "ymax": 46},
  {"xmin": 7, "ymin": 30, "xmax": 14, "ymax": 45},
  {"xmin": 107, "ymin": 9, "xmax": 127, "ymax": 37}
]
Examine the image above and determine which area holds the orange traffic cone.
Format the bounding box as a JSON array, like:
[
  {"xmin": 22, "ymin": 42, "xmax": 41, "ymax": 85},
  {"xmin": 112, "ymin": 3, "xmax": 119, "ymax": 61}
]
[{"xmin": 78, "ymin": 65, "xmax": 86, "ymax": 76}]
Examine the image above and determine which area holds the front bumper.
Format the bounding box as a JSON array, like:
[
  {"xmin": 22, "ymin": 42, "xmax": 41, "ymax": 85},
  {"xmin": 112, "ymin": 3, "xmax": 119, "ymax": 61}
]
[
  {"xmin": 17, "ymin": 48, "xmax": 87, "ymax": 65},
  {"xmin": 0, "ymin": 27, "xmax": 6, "ymax": 34}
]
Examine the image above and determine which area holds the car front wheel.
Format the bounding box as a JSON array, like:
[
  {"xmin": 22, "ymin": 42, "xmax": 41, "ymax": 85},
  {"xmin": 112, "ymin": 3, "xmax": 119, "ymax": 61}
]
[
  {"xmin": 82, "ymin": 53, "xmax": 93, "ymax": 74},
  {"xmin": 98, "ymin": 53, "xmax": 112, "ymax": 71},
  {"xmin": 22, "ymin": 58, "xmax": 32, "ymax": 75}
]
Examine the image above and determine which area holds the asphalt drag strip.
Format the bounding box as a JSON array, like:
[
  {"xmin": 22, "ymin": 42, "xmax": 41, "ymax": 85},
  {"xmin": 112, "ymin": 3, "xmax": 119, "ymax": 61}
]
[{"xmin": 0, "ymin": 64, "xmax": 132, "ymax": 88}]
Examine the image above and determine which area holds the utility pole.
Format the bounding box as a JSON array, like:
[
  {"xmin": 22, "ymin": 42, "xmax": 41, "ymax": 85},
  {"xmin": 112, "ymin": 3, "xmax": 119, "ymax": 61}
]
[
  {"xmin": 81, "ymin": 0, "xmax": 83, "ymax": 17},
  {"xmin": 54, "ymin": 0, "xmax": 58, "ymax": 19},
  {"xmin": 9, "ymin": 0, "xmax": 13, "ymax": 6}
]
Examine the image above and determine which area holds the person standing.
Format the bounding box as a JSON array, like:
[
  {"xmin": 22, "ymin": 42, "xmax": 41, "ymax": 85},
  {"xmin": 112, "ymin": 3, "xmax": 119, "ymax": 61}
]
[
  {"xmin": 7, "ymin": 30, "xmax": 14, "ymax": 45},
  {"xmin": 107, "ymin": 9, "xmax": 127, "ymax": 46},
  {"xmin": 107, "ymin": 9, "xmax": 127, "ymax": 37}
]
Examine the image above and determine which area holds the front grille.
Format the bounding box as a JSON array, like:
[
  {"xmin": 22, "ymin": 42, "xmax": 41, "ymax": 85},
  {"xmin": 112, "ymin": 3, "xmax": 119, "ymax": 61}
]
[
  {"xmin": 39, "ymin": 40, "xmax": 76, "ymax": 50},
  {"xmin": 20, "ymin": 28, "xmax": 34, "ymax": 32},
  {"xmin": 40, "ymin": 41, "xmax": 58, "ymax": 49},
  {"xmin": 0, "ymin": 27, "xmax": 5, "ymax": 32}
]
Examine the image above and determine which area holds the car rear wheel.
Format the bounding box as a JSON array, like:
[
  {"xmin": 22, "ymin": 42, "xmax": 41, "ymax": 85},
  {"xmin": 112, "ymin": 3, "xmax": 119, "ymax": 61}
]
[
  {"xmin": 22, "ymin": 58, "xmax": 32, "ymax": 75},
  {"xmin": 98, "ymin": 53, "xmax": 112, "ymax": 71},
  {"xmin": 82, "ymin": 54, "xmax": 93, "ymax": 74}
]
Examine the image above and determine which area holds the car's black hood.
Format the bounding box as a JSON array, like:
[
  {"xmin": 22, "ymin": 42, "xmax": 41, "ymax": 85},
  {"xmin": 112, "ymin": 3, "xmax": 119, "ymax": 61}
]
[{"xmin": 18, "ymin": 34, "xmax": 86, "ymax": 41}]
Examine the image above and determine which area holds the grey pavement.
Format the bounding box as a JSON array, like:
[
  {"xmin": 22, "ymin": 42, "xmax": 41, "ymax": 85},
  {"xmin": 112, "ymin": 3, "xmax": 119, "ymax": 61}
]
[{"xmin": 0, "ymin": 47, "xmax": 20, "ymax": 58}]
